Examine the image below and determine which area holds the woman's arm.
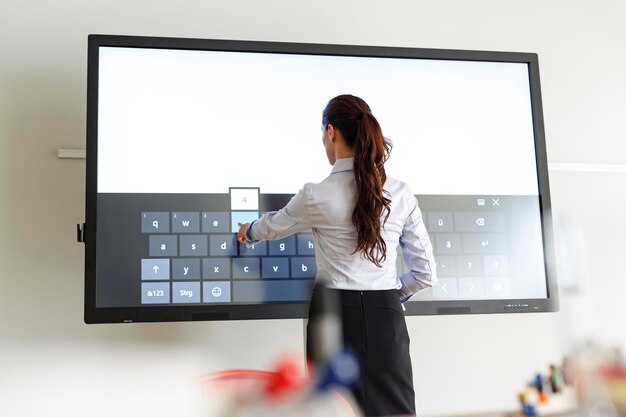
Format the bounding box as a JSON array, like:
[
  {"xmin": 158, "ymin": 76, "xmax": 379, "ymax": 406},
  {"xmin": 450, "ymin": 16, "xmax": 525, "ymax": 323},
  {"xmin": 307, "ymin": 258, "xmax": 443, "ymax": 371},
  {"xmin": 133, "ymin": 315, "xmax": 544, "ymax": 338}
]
[
  {"xmin": 237, "ymin": 184, "xmax": 314, "ymax": 244},
  {"xmin": 397, "ymin": 194, "xmax": 437, "ymax": 302}
]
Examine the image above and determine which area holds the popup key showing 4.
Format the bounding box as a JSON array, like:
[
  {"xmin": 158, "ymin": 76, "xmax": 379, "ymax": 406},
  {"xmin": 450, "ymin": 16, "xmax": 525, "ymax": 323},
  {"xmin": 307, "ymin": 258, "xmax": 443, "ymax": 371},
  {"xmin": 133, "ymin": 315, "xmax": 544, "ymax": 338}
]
[{"xmin": 229, "ymin": 187, "xmax": 260, "ymax": 232}]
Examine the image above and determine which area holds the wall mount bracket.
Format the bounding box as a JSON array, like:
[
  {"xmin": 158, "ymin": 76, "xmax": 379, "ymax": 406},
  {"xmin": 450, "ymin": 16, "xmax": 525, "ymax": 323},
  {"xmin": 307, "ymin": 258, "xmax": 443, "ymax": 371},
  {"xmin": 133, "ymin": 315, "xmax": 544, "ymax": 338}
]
[{"xmin": 77, "ymin": 223, "xmax": 86, "ymax": 243}]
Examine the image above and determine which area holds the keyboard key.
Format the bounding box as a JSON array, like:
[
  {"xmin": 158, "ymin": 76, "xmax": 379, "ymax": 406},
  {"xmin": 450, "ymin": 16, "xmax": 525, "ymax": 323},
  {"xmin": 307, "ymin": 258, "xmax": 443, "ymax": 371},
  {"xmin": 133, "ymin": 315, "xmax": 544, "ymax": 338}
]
[
  {"xmin": 149, "ymin": 235, "xmax": 178, "ymax": 257},
  {"xmin": 484, "ymin": 255, "xmax": 509, "ymax": 276},
  {"xmin": 203, "ymin": 258, "xmax": 231, "ymax": 279},
  {"xmin": 232, "ymin": 280, "xmax": 314, "ymax": 302},
  {"xmin": 180, "ymin": 235, "xmax": 208, "ymax": 257},
  {"xmin": 141, "ymin": 258, "xmax": 170, "ymax": 280},
  {"xmin": 435, "ymin": 234, "xmax": 462, "ymax": 254},
  {"xmin": 485, "ymin": 277, "xmax": 511, "ymax": 297},
  {"xmin": 297, "ymin": 234, "xmax": 315, "ymax": 255},
  {"xmin": 262, "ymin": 257, "xmax": 290, "ymax": 279},
  {"xmin": 462, "ymin": 233, "xmax": 506, "ymax": 254},
  {"xmin": 434, "ymin": 255, "xmax": 456, "ymax": 277},
  {"xmin": 231, "ymin": 211, "xmax": 259, "ymax": 233},
  {"xmin": 210, "ymin": 234, "xmax": 238, "ymax": 257},
  {"xmin": 172, "ymin": 282, "xmax": 201, "ymax": 303},
  {"xmin": 427, "ymin": 212, "xmax": 454, "ymax": 233},
  {"xmin": 291, "ymin": 257, "xmax": 317, "ymax": 278},
  {"xmin": 202, "ymin": 212, "xmax": 230, "ymax": 233},
  {"xmin": 239, "ymin": 241, "xmax": 268, "ymax": 256},
  {"xmin": 456, "ymin": 255, "xmax": 484, "ymax": 277},
  {"xmin": 232, "ymin": 258, "xmax": 261, "ymax": 279},
  {"xmin": 203, "ymin": 281, "xmax": 231, "ymax": 303},
  {"xmin": 432, "ymin": 277, "xmax": 458, "ymax": 298},
  {"xmin": 142, "ymin": 212, "xmax": 170, "ymax": 233},
  {"xmin": 269, "ymin": 236, "xmax": 296, "ymax": 256},
  {"xmin": 172, "ymin": 258, "xmax": 200, "ymax": 280},
  {"xmin": 172, "ymin": 212, "xmax": 200, "ymax": 233},
  {"xmin": 454, "ymin": 212, "xmax": 505, "ymax": 232},
  {"xmin": 141, "ymin": 282, "xmax": 170, "ymax": 304},
  {"xmin": 230, "ymin": 188, "xmax": 260, "ymax": 210},
  {"xmin": 458, "ymin": 277, "xmax": 485, "ymax": 298}
]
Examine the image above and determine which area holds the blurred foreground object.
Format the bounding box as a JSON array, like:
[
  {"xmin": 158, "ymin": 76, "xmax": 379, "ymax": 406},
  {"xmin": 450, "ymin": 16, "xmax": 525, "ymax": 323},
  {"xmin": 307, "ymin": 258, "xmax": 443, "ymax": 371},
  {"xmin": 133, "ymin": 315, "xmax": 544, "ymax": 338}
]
[
  {"xmin": 198, "ymin": 352, "xmax": 361, "ymax": 417},
  {"xmin": 518, "ymin": 343, "xmax": 626, "ymax": 417},
  {"xmin": 568, "ymin": 343, "xmax": 626, "ymax": 417},
  {"xmin": 198, "ymin": 283, "xmax": 361, "ymax": 417}
]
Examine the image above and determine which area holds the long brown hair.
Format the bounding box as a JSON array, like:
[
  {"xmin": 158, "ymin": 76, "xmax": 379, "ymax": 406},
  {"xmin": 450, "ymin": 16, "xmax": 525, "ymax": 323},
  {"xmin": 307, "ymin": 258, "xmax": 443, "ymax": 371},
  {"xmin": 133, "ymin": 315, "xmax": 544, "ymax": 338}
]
[{"xmin": 322, "ymin": 94, "xmax": 392, "ymax": 267}]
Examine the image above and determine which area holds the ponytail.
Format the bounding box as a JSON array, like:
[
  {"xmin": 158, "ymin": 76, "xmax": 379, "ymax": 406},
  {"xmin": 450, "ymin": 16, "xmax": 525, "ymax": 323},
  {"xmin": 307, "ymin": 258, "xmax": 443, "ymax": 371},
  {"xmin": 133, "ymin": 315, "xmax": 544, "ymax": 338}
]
[{"xmin": 322, "ymin": 95, "xmax": 392, "ymax": 267}]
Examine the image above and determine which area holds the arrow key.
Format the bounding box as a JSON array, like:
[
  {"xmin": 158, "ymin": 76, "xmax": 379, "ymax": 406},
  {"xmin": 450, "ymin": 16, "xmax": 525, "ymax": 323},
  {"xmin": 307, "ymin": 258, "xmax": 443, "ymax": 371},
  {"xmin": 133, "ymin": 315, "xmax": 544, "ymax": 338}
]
[
  {"xmin": 142, "ymin": 258, "xmax": 170, "ymax": 280},
  {"xmin": 432, "ymin": 278, "xmax": 458, "ymax": 299},
  {"xmin": 458, "ymin": 277, "xmax": 485, "ymax": 298},
  {"xmin": 484, "ymin": 255, "xmax": 509, "ymax": 276}
]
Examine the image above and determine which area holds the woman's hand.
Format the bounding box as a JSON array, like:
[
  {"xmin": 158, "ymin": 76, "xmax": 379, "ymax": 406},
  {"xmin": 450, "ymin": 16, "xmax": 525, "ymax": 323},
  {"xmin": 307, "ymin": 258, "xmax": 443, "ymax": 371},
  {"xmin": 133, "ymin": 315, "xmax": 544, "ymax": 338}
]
[{"xmin": 237, "ymin": 222, "xmax": 249, "ymax": 244}]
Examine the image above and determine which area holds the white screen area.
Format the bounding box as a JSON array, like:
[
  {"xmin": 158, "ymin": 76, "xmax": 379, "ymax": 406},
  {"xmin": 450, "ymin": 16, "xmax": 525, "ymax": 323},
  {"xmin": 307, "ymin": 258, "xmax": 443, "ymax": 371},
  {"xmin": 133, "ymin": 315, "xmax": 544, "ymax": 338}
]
[{"xmin": 97, "ymin": 47, "xmax": 539, "ymax": 195}]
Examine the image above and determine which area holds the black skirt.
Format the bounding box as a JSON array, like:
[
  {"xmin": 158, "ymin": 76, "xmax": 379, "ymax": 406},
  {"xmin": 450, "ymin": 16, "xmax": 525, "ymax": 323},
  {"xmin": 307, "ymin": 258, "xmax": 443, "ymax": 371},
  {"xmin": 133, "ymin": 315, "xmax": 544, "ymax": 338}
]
[{"xmin": 307, "ymin": 288, "xmax": 416, "ymax": 417}]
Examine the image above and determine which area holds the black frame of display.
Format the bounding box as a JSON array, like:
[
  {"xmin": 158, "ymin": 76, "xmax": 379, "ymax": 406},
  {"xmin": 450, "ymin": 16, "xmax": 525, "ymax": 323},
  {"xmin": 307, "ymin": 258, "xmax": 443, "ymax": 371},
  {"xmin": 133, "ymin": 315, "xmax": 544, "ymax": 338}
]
[{"xmin": 84, "ymin": 34, "xmax": 558, "ymax": 323}]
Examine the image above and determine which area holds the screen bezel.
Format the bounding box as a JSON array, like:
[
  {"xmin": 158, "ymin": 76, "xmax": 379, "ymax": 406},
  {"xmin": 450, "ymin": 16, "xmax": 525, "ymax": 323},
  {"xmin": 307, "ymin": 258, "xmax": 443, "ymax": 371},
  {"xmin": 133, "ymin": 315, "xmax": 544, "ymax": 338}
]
[{"xmin": 84, "ymin": 34, "xmax": 558, "ymax": 323}]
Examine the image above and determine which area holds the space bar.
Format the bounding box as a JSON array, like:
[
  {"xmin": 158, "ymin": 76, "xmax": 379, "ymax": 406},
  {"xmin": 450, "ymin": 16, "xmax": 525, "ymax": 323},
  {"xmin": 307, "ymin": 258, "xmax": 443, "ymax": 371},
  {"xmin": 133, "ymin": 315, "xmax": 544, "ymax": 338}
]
[{"xmin": 233, "ymin": 280, "xmax": 314, "ymax": 302}]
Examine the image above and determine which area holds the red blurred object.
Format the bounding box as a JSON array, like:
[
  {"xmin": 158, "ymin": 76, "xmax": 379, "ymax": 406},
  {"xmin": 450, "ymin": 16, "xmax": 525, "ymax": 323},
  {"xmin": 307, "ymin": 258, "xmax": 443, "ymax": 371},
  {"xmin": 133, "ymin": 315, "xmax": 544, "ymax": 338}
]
[
  {"xmin": 264, "ymin": 355, "xmax": 308, "ymax": 398},
  {"xmin": 194, "ymin": 355, "xmax": 360, "ymax": 417},
  {"xmin": 600, "ymin": 365, "xmax": 626, "ymax": 380},
  {"xmin": 195, "ymin": 354, "xmax": 309, "ymax": 399}
]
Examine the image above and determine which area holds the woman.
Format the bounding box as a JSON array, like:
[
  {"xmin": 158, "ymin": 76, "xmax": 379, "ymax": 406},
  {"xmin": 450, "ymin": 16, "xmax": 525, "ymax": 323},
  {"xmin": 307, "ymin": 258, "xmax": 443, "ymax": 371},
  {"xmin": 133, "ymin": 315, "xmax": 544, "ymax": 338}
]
[{"xmin": 237, "ymin": 94, "xmax": 436, "ymax": 416}]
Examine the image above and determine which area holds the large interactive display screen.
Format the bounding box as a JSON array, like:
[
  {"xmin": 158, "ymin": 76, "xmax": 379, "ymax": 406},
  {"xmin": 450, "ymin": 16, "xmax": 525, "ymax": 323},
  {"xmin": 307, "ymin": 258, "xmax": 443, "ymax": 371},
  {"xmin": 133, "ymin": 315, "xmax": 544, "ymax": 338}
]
[{"xmin": 84, "ymin": 35, "xmax": 558, "ymax": 323}]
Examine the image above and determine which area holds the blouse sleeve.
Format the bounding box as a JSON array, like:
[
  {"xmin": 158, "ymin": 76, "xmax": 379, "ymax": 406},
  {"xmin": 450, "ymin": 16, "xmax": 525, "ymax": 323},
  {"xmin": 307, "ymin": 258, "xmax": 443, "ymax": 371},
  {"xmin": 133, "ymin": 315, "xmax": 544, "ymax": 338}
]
[
  {"xmin": 398, "ymin": 191, "xmax": 437, "ymax": 301},
  {"xmin": 247, "ymin": 184, "xmax": 314, "ymax": 242}
]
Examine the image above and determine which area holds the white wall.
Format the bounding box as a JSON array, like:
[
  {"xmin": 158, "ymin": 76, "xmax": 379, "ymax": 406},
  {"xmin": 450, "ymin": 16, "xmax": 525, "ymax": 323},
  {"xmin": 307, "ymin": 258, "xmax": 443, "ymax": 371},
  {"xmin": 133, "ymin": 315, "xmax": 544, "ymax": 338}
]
[{"xmin": 1, "ymin": 1, "xmax": 625, "ymax": 416}]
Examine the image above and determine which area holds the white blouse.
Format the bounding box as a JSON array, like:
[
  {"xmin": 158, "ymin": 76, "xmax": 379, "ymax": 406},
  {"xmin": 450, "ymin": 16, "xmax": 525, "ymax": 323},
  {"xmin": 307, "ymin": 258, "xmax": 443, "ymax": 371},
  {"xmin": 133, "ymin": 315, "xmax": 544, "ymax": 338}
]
[{"xmin": 246, "ymin": 157, "xmax": 437, "ymax": 297}]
